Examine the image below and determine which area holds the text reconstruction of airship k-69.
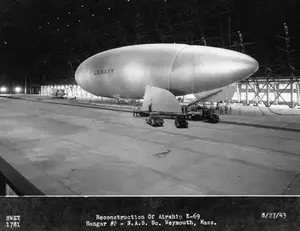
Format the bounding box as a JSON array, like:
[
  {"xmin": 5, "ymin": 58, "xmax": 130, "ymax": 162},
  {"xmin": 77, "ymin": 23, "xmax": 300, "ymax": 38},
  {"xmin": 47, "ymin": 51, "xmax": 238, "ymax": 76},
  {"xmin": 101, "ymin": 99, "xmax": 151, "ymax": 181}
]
[{"xmin": 75, "ymin": 43, "xmax": 259, "ymax": 99}]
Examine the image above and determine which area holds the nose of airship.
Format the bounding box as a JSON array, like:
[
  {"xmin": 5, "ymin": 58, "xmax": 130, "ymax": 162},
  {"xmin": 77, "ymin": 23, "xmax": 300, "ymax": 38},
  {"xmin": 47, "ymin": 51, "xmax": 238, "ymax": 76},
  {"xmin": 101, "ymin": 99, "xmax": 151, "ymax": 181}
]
[
  {"xmin": 213, "ymin": 49, "xmax": 259, "ymax": 82},
  {"xmin": 235, "ymin": 52, "xmax": 259, "ymax": 81},
  {"xmin": 190, "ymin": 46, "xmax": 259, "ymax": 90}
]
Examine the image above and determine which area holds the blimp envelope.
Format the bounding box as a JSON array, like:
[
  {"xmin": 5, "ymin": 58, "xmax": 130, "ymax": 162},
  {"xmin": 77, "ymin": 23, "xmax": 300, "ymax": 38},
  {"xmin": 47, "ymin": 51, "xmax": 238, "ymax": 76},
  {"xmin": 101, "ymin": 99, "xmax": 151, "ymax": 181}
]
[
  {"xmin": 141, "ymin": 85, "xmax": 181, "ymax": 113},
  {"xmin": 194, "ymin": 84, "xmax": 237, "ymax": 102},
  {"xmin": 75, "ymin": 43, "xmax": 259, "ymax": 99}
]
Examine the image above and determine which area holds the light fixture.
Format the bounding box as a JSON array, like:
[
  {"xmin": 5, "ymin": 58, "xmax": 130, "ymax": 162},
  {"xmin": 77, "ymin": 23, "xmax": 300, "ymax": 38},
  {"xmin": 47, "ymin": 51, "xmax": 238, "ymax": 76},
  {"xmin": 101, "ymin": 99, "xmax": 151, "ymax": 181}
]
[
  {"xmin": 67, "ymin": 24, "xmax": 70, "ymax": 27},
  {"xmin": 0, "ymin": 87, "xmax": 7, "ymax": 92},
  {"xmin": 68, "ymin": 11, "xmax": 71, "ymax": 14},
  {"xmin": 57, "ymin": 17, "xmax": 59, "ymax": 20},
  {"xmin": 15, "ymin": 87, "xmax": 21, "ymax": 93},
  {"xmin": 92, "ymin": 14, "xmax": 95, "ymax": 16}
]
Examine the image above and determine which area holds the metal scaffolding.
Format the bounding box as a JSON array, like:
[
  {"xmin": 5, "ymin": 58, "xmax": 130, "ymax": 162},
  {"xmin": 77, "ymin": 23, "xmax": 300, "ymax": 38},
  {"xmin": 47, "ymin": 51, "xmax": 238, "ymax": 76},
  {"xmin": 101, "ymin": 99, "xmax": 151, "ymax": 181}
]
[
  {"xmin": 239, "ymin": 77, "xmax": 300, "ymax": 108},
  {"xmin": 238, "ymin": 23, "xmax": 299, "ymax": 108}
]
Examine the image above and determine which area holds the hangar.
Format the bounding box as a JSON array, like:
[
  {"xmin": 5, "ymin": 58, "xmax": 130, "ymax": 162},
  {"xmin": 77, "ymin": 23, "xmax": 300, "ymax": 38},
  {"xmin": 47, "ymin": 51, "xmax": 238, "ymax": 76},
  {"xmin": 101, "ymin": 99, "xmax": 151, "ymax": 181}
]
[{"xmin": 0, "ymin": 0, "xmax": 300, "ymax": 199}]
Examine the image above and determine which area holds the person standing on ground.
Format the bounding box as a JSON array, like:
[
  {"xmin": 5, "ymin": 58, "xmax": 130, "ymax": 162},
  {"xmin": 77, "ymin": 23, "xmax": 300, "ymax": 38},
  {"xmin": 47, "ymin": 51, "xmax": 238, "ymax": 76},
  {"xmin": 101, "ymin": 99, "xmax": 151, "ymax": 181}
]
[
  {"xmin": 149, "ymin": 99, "xmax": 152, "ymax": 112},
  {"xmin": 225, "ymin": 103, "xmax": 228, "ymax": 114}
]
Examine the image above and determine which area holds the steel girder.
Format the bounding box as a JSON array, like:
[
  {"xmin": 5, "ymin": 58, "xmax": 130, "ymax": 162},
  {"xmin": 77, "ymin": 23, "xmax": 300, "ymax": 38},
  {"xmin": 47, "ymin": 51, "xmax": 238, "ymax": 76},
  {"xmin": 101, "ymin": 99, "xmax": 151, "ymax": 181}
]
[
  {"xmin": 241, "ymin": 76, "xmax": 300, "ymax": 108},
  {"xmin": 131, "ymin": 12, "xmax": 152, "ymax": 44}
]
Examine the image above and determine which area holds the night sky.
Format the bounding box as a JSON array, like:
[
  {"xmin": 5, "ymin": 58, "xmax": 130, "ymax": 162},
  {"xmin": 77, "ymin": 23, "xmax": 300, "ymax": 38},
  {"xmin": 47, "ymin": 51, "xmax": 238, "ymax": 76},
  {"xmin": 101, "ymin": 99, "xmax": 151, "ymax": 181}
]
[{"xmin": 0, "ymin": 0, "xmax": 300, "ymax": 87}]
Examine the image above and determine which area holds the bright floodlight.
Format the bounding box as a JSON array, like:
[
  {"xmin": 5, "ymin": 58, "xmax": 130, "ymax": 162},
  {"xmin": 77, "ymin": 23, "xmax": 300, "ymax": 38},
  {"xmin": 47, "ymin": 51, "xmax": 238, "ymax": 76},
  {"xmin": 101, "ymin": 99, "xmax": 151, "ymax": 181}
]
[
  {"xmin": 0, "ymin": 87, "xmax": 7, "ymax": 92},
  {"xmin": 15, "ymin": 87, "xmax": 21, "ymax": 93}
]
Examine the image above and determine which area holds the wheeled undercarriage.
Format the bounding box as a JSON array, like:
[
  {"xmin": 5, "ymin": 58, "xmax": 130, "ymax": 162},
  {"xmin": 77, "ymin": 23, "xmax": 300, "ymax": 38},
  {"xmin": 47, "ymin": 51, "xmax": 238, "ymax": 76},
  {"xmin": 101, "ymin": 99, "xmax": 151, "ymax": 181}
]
[{"xmin": 187, "ymin": 108, "xmax": 220, "ymax": 123}]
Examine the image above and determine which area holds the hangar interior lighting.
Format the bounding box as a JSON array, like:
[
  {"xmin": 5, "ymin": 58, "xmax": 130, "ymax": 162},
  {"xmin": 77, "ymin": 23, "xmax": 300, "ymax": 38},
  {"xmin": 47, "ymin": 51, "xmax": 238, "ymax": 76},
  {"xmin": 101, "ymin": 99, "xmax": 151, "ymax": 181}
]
[
  {"xmin": 0, "ymin": 87, "xmax": 7, "ymax": 92},
  {"xmin": 15, "ymin": 87, "xmax": 21, "ymax": 93}
]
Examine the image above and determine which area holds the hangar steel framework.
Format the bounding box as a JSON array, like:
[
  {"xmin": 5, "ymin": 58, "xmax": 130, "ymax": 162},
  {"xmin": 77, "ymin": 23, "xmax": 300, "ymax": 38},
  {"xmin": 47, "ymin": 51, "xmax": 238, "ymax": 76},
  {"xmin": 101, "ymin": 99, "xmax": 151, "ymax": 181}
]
[
  {"xmin": 237, "ymin": 23, "xmax": 300, "ymax": 108},
  {"xmin": 6, "ymin": 0, "xmax": 297, "ymax": 105},
  {"xmin": 121, "ymin": 1, "xmax": 300, "ymax": 108},
  {"xmin": 81, "ymin": 0, "xmax": 239, "ymax": 49}
]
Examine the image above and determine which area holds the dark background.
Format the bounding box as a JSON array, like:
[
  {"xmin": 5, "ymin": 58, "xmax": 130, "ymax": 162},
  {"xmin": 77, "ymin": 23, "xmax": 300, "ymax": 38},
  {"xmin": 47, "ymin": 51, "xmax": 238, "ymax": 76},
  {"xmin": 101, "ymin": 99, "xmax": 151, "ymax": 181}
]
[
  {"xmin": 0, "ymin": 0, "xmax": 300, "ymax": 87},
  {"xmin": 0, "ymin": 197, "xmax": 300, "ymax": 230}
]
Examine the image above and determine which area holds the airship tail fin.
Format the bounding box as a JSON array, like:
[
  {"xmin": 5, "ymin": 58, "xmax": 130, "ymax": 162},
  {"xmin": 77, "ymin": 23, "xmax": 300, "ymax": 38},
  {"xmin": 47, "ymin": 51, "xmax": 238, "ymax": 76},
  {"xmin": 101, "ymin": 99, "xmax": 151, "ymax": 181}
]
[{"xmin": 142, "ymin": 86, "xmax": 181, "ymax": 113}]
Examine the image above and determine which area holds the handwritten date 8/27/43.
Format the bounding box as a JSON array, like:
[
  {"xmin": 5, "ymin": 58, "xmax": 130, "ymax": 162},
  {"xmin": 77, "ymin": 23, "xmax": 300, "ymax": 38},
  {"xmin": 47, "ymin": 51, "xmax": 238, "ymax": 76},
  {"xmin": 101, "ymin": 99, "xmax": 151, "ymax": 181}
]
[{"xmin": 261, "ymin": 212, "xmax": 287, "ymax": 219}]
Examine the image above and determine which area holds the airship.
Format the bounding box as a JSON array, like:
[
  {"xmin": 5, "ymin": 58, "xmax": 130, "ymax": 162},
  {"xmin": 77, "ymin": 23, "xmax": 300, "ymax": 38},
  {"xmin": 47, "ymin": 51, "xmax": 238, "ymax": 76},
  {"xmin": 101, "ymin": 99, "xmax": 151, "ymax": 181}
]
[{"xmin": 75, "ymin": 43, "xmax": 259, "ymax": 99}]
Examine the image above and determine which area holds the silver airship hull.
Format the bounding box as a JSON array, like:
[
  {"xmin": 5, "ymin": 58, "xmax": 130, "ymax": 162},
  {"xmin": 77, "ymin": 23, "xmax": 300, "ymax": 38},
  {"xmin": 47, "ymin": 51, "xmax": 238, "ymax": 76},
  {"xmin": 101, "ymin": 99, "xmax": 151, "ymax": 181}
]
[{"xmin": 75, "ymin": 44, "xmax": 258, "ymax": 99}]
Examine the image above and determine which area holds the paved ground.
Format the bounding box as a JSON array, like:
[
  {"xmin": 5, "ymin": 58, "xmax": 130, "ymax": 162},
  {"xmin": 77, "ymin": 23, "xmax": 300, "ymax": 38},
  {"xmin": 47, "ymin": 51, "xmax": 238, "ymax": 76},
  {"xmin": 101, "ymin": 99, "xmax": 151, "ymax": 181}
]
[
  {"xmin": 1, "ymin": 97, "xmax": 300, "ymax": 195},
  {"xmin": 3, "ymin": 94, "xmax": 300, "ymax": 132}
]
